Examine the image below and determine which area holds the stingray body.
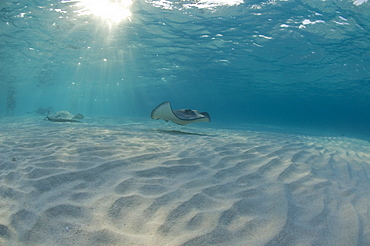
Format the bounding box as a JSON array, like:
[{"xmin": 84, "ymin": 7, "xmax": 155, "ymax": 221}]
[
  {"xmin": 151, "ymin": 102, "xmax": 210, "ymax": 125},
  {"xmin": 45, "ymin": 111, "xmax": 84, "ymax": 122}
]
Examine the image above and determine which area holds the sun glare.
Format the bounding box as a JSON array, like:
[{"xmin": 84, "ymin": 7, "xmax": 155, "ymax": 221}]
[{"xmin": 74, "ymin": 0, "xmax": 133, "ymax": 24}]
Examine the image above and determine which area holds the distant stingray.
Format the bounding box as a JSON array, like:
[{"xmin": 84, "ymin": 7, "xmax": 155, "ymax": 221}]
[
  {"xmin": 36, "ymin": 106, "xmax": 53, "ymax": 115},
  {"xmin": 151, "ymin": 101, "xmax": 211, "ymax": 125},
  {"xmin": 27, "ymin": 106, "xmax": 54, "ymax": 116},
  {"xmin": 44, "ymin": 111, "xmax": 84, "ymax": 122}
]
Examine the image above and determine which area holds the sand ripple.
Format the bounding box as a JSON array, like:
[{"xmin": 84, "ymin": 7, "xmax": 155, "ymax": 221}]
[{"xmin": 0, "ymin": 119, "xmax": 370, "ymax": 245}]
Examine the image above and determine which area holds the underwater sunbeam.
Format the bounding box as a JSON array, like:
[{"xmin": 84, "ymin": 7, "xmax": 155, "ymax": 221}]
[{"xmin": 71, "ymin": 0, "xmax": 133, "ymax": 24}]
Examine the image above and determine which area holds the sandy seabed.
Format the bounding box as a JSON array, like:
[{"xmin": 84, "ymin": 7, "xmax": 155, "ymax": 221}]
[{"xmin": 0, "ymin": 117, "xmax": 370, "ymax": 246}]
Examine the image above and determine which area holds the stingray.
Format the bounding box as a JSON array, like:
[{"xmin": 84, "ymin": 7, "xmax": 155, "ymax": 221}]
[
  {"xmin": 151, "ymin": 101, "xmax": 211, "ymax": 125},
  {"xmin": 35, "ymin": 106, "xmax": 54, "ymax": 115},
  {"xmin": 36, "ymin": 106, "xmax": 54, "ymax": 115},
  {"xmin": 44, "ymin": 111, "xmax": 84, "ymax": 122},
  {"xmin": 27, "ymin": 106, "xmax": 54, "ymax": 116}
]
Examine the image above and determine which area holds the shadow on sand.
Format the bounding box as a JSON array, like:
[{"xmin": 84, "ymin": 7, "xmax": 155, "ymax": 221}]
[{"xmin": 151, "ymin": 129, "xmax": 213, "ymax": 136}]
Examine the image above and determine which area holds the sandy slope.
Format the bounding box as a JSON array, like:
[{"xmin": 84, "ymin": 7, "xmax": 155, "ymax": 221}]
[{"xmin": 0, "ymin": 117, "xmax": 369, "ymax": 246}]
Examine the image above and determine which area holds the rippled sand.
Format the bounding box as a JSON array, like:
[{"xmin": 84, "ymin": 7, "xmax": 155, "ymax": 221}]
[{"xmin": 0, "ymin": 117, "xmax": 369, "ymax": 246}]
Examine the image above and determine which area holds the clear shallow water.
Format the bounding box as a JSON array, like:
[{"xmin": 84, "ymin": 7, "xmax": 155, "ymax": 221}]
[{"xmin": 0, "ymin": 0, "xmax": 370, "ymax": 139}]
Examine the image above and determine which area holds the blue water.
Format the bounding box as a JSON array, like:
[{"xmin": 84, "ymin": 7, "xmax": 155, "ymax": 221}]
[{"xmin": 1, "ymin": 0, "xmax": 370, "ymax": 139}]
